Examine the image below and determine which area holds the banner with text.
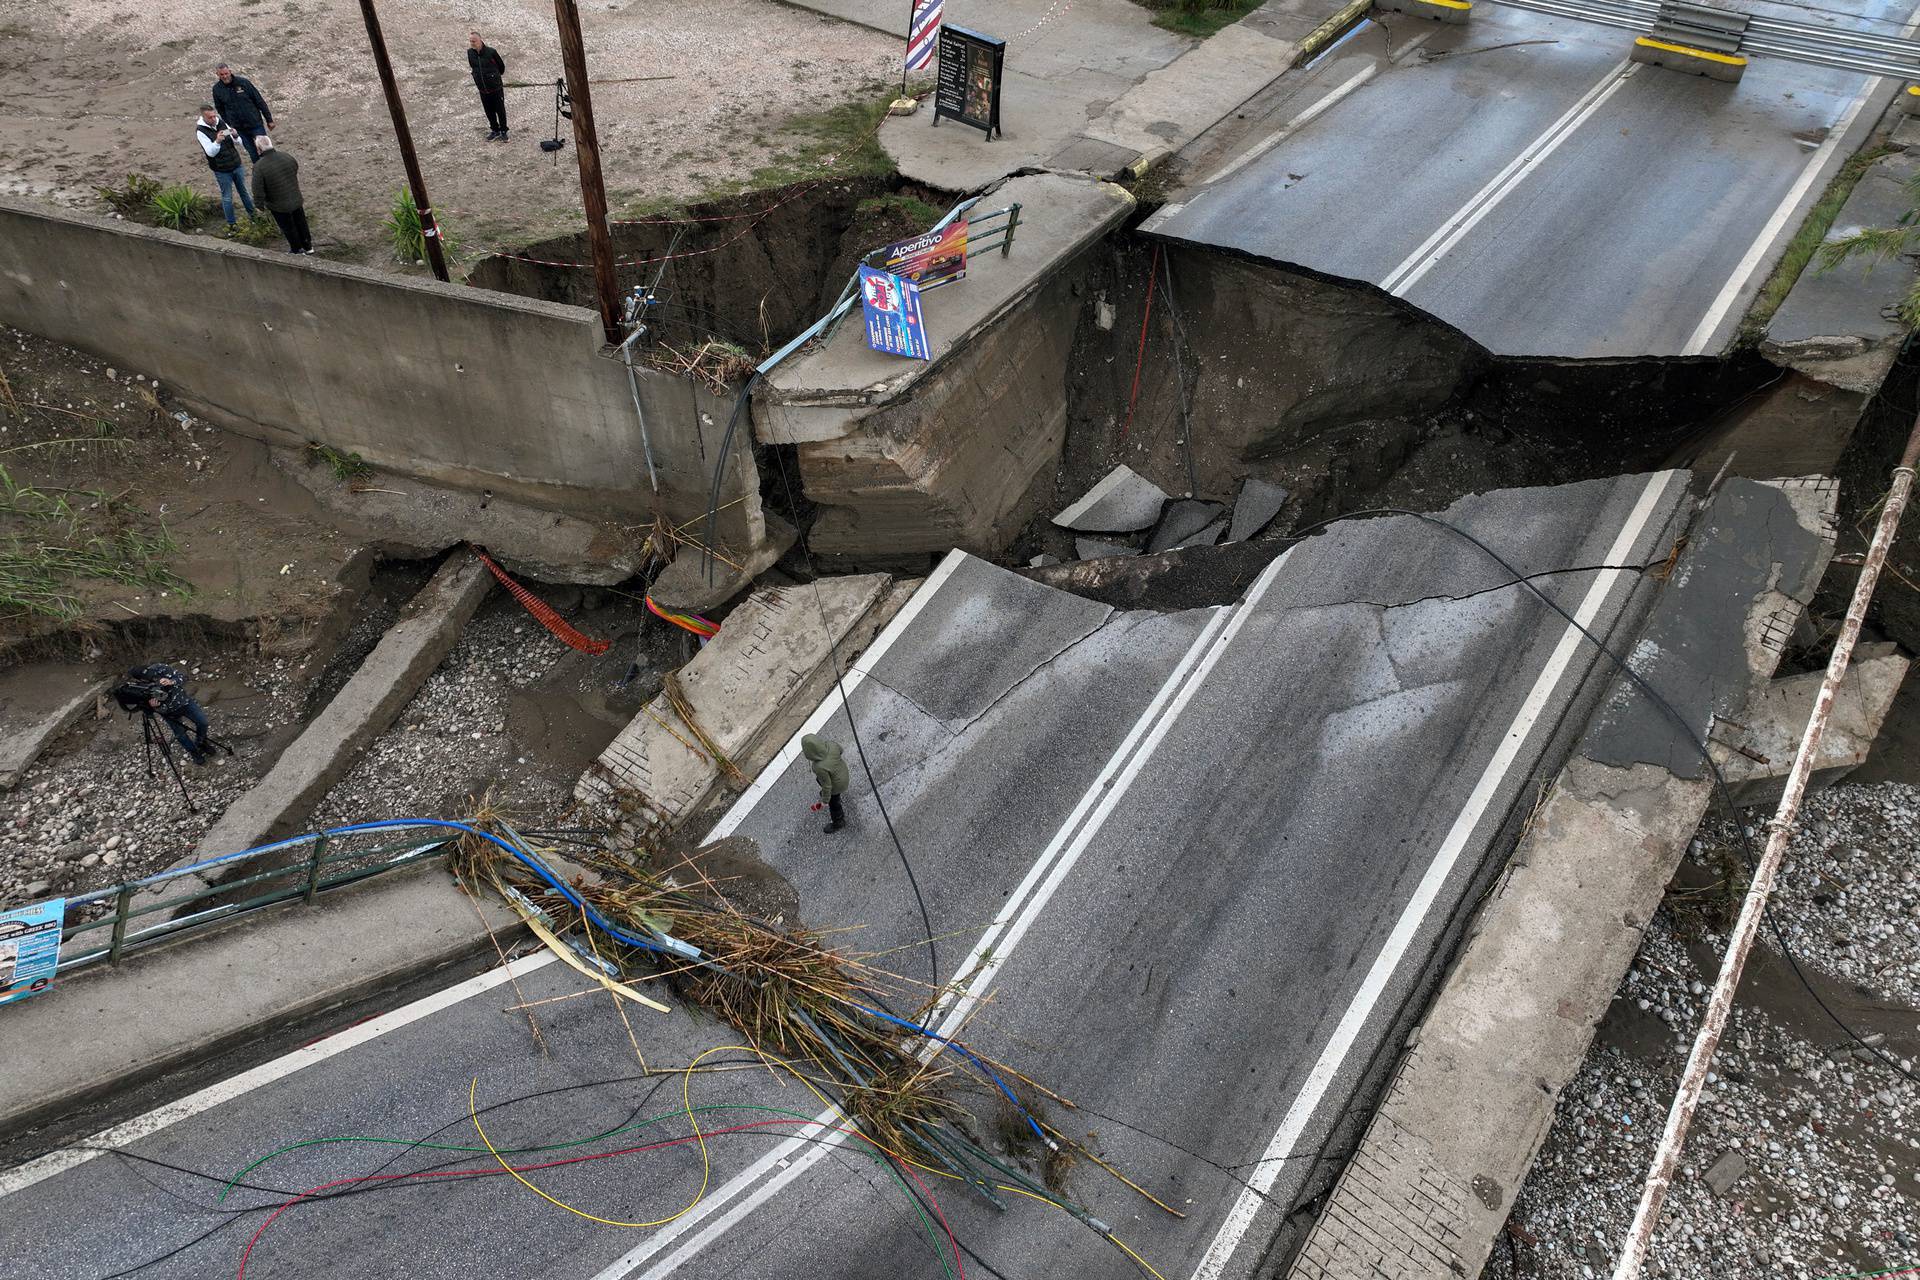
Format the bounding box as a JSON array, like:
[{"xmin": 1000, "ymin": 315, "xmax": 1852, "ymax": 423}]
[
  {"xmin": 881, "ymin": 219, "xmax": 968, "ymax": 289},
  {"xmin": 0, "ymin": 898, "xmax": 64, "ymax": 1007},
  {"xmin": 858, "ymin": 265, "xmax": 931, "ymax": 361}
]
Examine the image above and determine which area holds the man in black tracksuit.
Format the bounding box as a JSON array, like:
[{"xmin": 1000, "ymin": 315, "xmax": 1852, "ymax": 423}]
[
  {"xmin": 211, "ymin": 61, "xmax": 274, "ymax": 160},
  {"xmin": 468, "ymin": 32, "xmax": 508, "ymax": 140},
  {"xmin": 251, "ymin": 136, "xmax": 312, "ymax": 253}
]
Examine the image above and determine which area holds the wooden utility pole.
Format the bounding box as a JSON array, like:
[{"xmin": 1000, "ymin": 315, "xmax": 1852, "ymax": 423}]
[
  {"xmin": 356, "ymin": 0, "xmax": 449, "ymax": 283},
  {"xmin": 553, "ymin": 0, "xmax": 623, "ymax": 344}
]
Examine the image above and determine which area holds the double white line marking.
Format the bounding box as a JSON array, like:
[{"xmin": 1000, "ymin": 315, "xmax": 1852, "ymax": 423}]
[
  {"xmin": 1381, "ymin": 61, "xmax": 1636, "ymax": 298},
  {"xmin": 593, "ymin": 550, "xmax": 1298, "ymax": 1280}
]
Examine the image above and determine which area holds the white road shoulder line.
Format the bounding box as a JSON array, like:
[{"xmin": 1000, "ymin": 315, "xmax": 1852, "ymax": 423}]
[
  {"xmin": 0, "ymin": 950, "xmax": 557, "ymax": 1199},
  {"xmin": 1189, "ymin": 470, "xmax": 1681, "ymax": 1280},
  {"xmin": 1382, "ymin": 60, "xmax": 1633, "ymax": 297},
  {"xmin": 1681, "ymin": 61, "xmax": 1917, "ymax": 353},
  {"xmin": 1207, "ymin": 66, "xmax": 1379, "ymax": 187},
  {"xmin": 597, "ymin": 551, "xmax": 1299, "ymax": 1280}
]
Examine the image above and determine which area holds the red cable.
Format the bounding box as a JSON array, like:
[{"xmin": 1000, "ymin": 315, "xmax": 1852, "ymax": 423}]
[
  {"xmin": 473, "ymin": 549, "xmax": 611, "ymax": 655},
  {"xmin": 1119, "ymin": 242, "xmax": 1161, "ymax": 444},
  {"xmin": 234, "ymin": 1117, "xmax": 962, "ymax": 1279}
]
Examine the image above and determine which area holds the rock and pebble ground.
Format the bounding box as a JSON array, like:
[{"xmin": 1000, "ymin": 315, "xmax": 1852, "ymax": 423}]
[
  {"xmin": 1489, "ymin": 781, "xmax": 1920, "ymax": 1280},
  {"xmin": 0, "ymin": 586, "xmax": 675, "ymax": 906}
]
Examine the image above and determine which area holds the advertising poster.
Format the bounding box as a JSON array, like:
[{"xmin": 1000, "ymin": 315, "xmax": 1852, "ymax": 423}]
[
  {"xmin": 858, "ymin": 265, "xmax": 932, "ymax": 361},
  {"xmin": 933, "ymin": 27, "xmax": 1005, "ymax": 138},
  {"xmin": 882, "ymin": 219, "xmax": 968, "ymax": 289},
  {"xmin": 0, "ymin": 898, "xmax": 64, "ymax": 1006}
]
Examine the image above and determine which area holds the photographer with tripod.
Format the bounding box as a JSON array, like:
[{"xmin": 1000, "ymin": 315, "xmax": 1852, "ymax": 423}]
[
  {"xmin": 112, "ymin": 663, "xmax": 231, "ymax": 813},
  {"xmin": 119, "ymin": 663, "xmax": 212, "ymax": 766}
]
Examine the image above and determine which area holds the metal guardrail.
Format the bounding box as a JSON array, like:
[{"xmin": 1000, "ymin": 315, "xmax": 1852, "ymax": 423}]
[
  {"xmin": 50, "ymin": 830, "xmax": 452, "ymax": 975},
  {"xmin": 757, "ymin": 194, "xmax": 1024, "ymax": 378},
  {"xmin": 1490, "ymin": 0, "xmax": 1920, "ymax": 79}
]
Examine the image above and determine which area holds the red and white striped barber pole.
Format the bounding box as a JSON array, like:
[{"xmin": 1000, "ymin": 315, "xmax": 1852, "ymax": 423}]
[{"xmin": 906, "ymin": 0, "xmax": 943, "ymax": 72}]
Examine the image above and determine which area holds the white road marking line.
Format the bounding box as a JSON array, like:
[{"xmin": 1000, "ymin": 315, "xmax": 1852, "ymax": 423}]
[
  {"xmin": 1382, "ymin": 60, "xmax": 1634, "ymax": 297},
  {"xmin": 1207, "ymin": 66, "xmax": 1381, "ymax": 187},
  {"xmin": 598, "ymin": 552, "xmax": 1299, "ymax": 1280},
  {"xmin": 925, "ymin": 548, "xmax": 1295, "ymax": 1046},
  {"xmin": 1188, "ymin": 470, "xmax": 1681, "ymax": 1280},
  {"xmin": 0, "ymin": 951, "xmax": 557, "ymax": 1199},
  {"xmin": 1680, "ymin": 51, "xmax": 1918, "ymax": 354},
  {"xmin": 703, "ymin": 547, "xmax": 967, "ymax": 842}
]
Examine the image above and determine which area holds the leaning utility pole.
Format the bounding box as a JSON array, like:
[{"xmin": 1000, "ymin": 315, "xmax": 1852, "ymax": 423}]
[
  {"xmin": 356, "ymin": 0, "xmax": 449, "ymax": 283},
  {"xmin": 552, "ymin": 0, "xmax": 623, "ymax": 344},
  {"xmin": 1610, "ymin": 411, "xmax": 1920, "ymax": 1280}
]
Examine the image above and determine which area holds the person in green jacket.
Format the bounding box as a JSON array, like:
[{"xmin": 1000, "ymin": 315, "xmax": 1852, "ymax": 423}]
[
  {"xmin": 250, "ymin": 136, "xmax": 312, "ymax": 254},
  {"xmin": 801, "ymin": 734, "xmax": 850, "ymax": 834}
]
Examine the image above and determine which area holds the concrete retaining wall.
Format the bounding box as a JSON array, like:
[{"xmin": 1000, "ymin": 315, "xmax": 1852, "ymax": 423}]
[{"xmin": 0, "ymin": 198, "xmax": 767, "ymax": 553}]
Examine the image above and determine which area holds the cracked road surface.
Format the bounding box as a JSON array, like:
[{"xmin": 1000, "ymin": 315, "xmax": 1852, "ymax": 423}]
[
  {"xmin": 1, "ymin": 473, "xmax": 1695, "ymax": 1280},
  {"xmin": 1142, "ymin": 0, "xmax": 1916, "ymax": 357}
]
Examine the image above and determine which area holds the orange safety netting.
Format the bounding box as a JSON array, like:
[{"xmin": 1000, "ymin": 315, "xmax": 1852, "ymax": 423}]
[{"xmin": 472, "ymin": 548, "xmax": 612, "ymax": 655}]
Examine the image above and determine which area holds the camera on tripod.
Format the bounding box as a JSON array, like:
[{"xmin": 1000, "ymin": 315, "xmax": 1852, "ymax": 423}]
[{"xmin": 111, "ymin": 680, "xmax": 167, "ymax": 715}]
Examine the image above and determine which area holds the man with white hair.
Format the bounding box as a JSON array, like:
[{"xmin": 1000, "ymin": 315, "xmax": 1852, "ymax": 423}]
[
  {"xmin": 250, "ymin": 136, "xmax": 312, "ymax": 254},
  {"xmin": 467, "ymin": 31, "xmax": 509, "ymax": 141}
]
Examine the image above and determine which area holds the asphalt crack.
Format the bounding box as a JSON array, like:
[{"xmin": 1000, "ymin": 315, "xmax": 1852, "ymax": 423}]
[{"xmin": 1347, "ymin": 559, "xmax": 1660, "ymax": 612}]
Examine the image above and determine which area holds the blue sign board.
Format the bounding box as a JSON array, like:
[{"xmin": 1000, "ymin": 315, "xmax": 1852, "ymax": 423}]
[
  {"xmin": 0, "ymin": 897, "xmax": 64, "ymax": 1006},
  {"xmin": 858, "ymin": 265, "xmax": 932, "ymax": 361}
]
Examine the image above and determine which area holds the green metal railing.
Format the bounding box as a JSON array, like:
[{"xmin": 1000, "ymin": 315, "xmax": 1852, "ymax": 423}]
[{"xmin": 53, "ymin": 830, "xmax": 452, "ymax": 975}]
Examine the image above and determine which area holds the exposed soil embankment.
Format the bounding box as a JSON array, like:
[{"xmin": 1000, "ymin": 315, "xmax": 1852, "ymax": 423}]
[
  {"xmin": 466, "ymin": 179, "xmax": 953, "ymax": 356},
  {"xmin": 1022, "ymin": 235, "xmax": 1780, "ymax": 561}
]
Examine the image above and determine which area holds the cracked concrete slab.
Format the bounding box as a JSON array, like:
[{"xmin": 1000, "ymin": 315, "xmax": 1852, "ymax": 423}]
[
  {"xmin": 1719, "ymin": 645, "xmax": 1910, "ymax": 807},
  {"xmin": 1289, "ymin": 476, "xmax": 1837, "ymax": 1280},
  {"xmin": 1228, "ymin": 476, "xmax": 1290, "ymax": 543},
  {"xmin": 1146, "ymin": 498, "xmax": 1228, "ymax": 552},
  {"xmin": 1052, "ymin": 463, "xmax": 1169, "ymax": 533},
  {"xmin": 579, "ymin": 573, "xmax": 901, "ymax": 830}
]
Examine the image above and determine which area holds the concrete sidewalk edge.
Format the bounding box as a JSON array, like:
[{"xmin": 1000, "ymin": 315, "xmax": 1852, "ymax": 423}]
[{"xmin": 0, "ymin": 864, "xmax": 521, "ymax": 1144}]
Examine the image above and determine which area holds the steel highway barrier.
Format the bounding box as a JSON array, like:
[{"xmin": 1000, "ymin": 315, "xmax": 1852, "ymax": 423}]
[{"xmin": 1486, "ymin": 0, "xmax": 1920, "ymax": 79}]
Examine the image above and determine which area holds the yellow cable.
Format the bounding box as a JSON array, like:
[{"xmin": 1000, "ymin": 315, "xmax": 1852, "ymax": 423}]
[{"xmin": 469, "ymin": 1075, "xmax": 712, "ymax": 1228}]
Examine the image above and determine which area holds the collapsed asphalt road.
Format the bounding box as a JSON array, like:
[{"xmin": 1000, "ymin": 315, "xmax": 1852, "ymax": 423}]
[
  {"xmin": 1144, "ymin": 0, "xmax": 1916, "ymax": 358},
  {"xmin": 0, "ymin": 472, "xmax": 1701, "ymax": 1280}
]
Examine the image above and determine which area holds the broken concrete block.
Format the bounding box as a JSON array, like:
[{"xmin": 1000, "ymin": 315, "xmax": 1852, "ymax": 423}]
[
  {"xmin": 1228, "ymin": 477, "xmax": 1290, "ymax": 543},
  {"xmin": 1028, "ymin": 554, "xmax": 1061, "ymax": 568},
  {"xmin": 1146, "ymin": 499, "xmax": 1227, "ymax": 554},
  {"xmin": 1174, "ymin": 518, "xmax": 1228, "ymax": 550},
  {"xmin": 1703, "ymin": 1150, "xmax": 1748, "ymax": 1197},
  {"xmin": 1052, "ymin": 465, "xmax": 1168, "ymax": 533},
  {"xmin": 1720, "ymin": 646, "xmax": 1910, "ymax": 807},
  {"xmin": 579, "ymin": 574, "xmax": 901, "ymax": 830},
  {"xmin": 1074, "ymin": 536, "xmax": 1140, "ymax": 560}
]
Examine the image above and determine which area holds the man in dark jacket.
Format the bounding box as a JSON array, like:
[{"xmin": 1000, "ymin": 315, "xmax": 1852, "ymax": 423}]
[
  {"xmin": 194, "ymin": 104, "xmax": 256, "ymax": 227},
  {"xmin": 211, "ymin": 61, "xmax": 274, "ymax": 159},
  {"xmin": 125, "ymin": 662, "xmax": 212, "ymax": 765},
  {"xmin": 802, "ymin": 734, "xmax": 851, "ymax": 834},
  {"xmin": 250, "ymin": 137, "xmax": 311, "ymax": 253},
  {"xmin": 468, "ymin": 32, "xmax": 508, "ymax": 140}
]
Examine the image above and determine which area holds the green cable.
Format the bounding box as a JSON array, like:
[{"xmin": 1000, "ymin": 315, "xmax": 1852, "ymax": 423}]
[{"xmin": 217, "ymin": 1102, "xmax": 957, "ymax": 1280}]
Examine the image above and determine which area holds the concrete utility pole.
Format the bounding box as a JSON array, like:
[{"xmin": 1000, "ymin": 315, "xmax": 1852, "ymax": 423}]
[
  {"xmin": 356, "ymin": 0, "xmax": 449, "ymax": 283},
  {"xmin": 552, "ymin": 0, "xmax": 623, "ymax": 345}
]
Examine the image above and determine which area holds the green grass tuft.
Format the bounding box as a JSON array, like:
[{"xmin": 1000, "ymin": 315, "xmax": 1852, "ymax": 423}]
[
  {"xmin": 385, "ymin": 187, "xmax": 460, "ymax": 264},
  {"xmin": 1737, "ymin": 144, "xmax": 1897, "ymax": 347},
  {"xmin": 149, "ymin": 184, "xmax": 216, "ymax": 232},
  {"xmin": 305, "ymin": 441, "xmax": 372, "ymax": 481},
  {"xmin": 1133, "ymin": 0, "xmax": 1261, "ymax": 38},
  {"xmin": 0, "ymin": 465, "xmax": 189, "ymax": 622}
]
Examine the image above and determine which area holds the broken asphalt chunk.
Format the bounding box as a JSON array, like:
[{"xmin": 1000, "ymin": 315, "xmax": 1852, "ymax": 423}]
[
  {"xmin": 1227, "ymin": 477, "xmax": 1290, "ymax": 543},
  {"xmin": 1074, "ymin": 536, "xmax": 1140, "ymax": 560},
  {"xmin": 1052, "ymin": 464, "xmax": 1169, "ymax": 533},
  {"xmin": 1146, "ymin": 498, "xmax": 1227, "ymax": 554}
]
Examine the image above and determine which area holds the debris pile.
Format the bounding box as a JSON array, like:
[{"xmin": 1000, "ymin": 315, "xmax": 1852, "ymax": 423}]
[{"xmin": 1046, "ymin": 465, "xmax": 1288, "ymax": 562}]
